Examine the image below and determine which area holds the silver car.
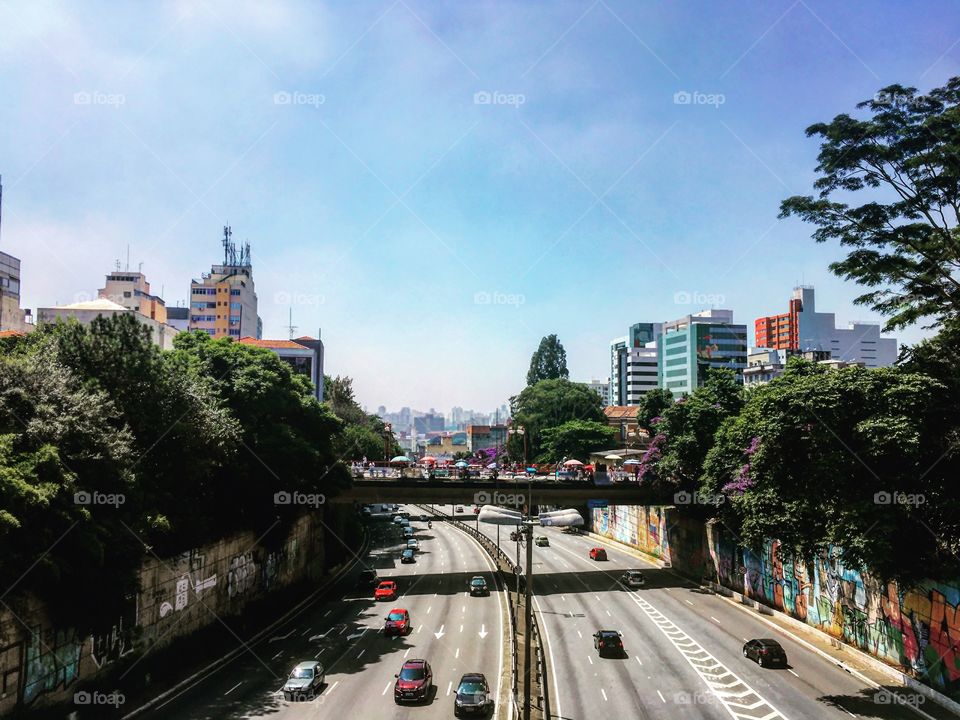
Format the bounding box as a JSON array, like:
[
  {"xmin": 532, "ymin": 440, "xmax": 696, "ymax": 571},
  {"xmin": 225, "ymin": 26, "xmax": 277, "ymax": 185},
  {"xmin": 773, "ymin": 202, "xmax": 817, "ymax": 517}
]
[{"xmin": 283, "ymin": 660, "xmax": 325, "ymax": 701}]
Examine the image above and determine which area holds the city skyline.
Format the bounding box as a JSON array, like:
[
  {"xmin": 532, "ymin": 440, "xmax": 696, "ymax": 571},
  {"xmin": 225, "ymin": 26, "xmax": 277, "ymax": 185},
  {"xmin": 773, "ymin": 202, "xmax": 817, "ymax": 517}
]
[{"xmin": 2, "ymin": 1, "xmax": 947, "ymax": 410}]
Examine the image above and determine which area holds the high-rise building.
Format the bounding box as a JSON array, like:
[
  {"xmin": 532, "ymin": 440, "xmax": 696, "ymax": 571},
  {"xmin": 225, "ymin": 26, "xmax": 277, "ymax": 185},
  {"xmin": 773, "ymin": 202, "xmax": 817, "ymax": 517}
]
[
  {"xmin": 754, "ymin": 287, "xmax": 896, "ymax": 368},
  {"xmin": 657, "ymin": 309, "xmax": 747, "ymax": 395},
  {"xmin": 99, "ymin": 269, "xmax": 168, "ymax": 323},
  {"xmin": 0, "ymin": 251, "xmax": 32, "ymax": 332},
  {"xmin": 609, "ymin": 322, "xmax": 662, "ymax": 405},
  {"xmin": 166, "ymin": 306, "xmax": 189, "ymax": 332},
  {"xmin": 189, "ymin": 226, "xmax": 261, "ymax": 339},
  {"xmin": 238, "ymin": 333, "xmax": 324, "ymax": 400}
]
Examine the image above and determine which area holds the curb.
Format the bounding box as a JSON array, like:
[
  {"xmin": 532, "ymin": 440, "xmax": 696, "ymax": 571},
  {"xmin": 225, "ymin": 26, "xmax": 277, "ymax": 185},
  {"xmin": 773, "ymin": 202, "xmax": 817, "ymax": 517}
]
[
  {"xmin": 120, "ymin": 531, "xmax": 370, "ymax": 719},
  {"xmin": 583, "ymin": 530, "xmax": 959, "ymax": 719}
]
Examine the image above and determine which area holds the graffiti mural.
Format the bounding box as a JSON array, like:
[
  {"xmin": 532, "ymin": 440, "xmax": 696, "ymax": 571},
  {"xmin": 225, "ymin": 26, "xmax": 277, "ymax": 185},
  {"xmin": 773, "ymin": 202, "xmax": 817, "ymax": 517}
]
[
  {"xmin": 227, "ymin": 552, "xmax": 258, "ymax": 598},
  {"xmin": 22, "ymin": 627, "xmax": 81, "ymax": 705}
]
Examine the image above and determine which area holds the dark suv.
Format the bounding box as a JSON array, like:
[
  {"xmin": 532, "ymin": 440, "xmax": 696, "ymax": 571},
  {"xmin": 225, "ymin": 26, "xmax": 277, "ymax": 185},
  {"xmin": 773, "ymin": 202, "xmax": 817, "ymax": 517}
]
[
  {"xmin": 357, "ymin": 568, "xmax": 379, "ymax": 589},
  {"xmin": 593, "ymin": 630, "xmax": 624, "ymax": 657},
  {"xmin": 394, "ymin": 659, "xmax": 433, "ymax": 703},
  {"xmin": 454, "ymin": 672, "xmax": 492, "ymax": 716},
  {"xmin": 743, "ymin": 638, "xmax": 787, "ymax": 667},
  {"xmin": 469, "ymin": 576, "xmax": 489, "ymax": 596}
]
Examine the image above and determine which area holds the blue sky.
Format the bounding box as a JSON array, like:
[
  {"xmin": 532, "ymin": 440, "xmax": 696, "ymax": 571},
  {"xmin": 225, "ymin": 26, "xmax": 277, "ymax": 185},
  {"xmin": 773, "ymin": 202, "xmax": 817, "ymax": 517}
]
[{"xmin": 1, "ymin": 0, "xmax": 957, "ymax": 412}]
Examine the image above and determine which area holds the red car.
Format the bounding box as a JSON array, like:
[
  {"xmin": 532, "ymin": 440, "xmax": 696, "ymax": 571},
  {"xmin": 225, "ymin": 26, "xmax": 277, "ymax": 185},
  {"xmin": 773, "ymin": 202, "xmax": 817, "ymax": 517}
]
[
  {"xmin": 589, "ymin": 547, "xmax": 608, "ymax": 561},
  {"xmin": 384, "ymin": 608, "xmax": 410, "ymax": 636},
  {"xmin": 394, "ymin": 659, "xmax": 433, "ymax": 703},
  {"xmin": 375, "ymin": 580, "xmax": 398, "ymax": 601}
]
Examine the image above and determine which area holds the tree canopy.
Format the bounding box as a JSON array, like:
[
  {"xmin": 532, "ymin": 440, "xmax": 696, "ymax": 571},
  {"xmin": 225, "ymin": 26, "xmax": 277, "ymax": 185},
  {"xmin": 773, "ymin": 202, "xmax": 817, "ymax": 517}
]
[
  {"xmin": 780, "ymin": 77, "xmax": 960, "ymax": 331},
  {"xmin": 509, "ymin": 379, "xmax": 604, "ymax": 460},
  {"xmin": 539, "ymin": 420, "xmax": 616, "ymax": 462},
  {"xmin": 526, "ymin": 334, "xmax": 569, "ymax": 385},
  {"xmin": 636, "ymin": 387, "xmax": 674, "ymax": 433}
]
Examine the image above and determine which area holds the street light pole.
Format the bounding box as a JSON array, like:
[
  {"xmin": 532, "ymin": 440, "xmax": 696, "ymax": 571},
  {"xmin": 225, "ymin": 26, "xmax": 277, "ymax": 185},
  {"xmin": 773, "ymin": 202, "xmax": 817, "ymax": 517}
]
[{"xmin": 523, "ymin": 521, "xmax": 534, "ymax": 720}]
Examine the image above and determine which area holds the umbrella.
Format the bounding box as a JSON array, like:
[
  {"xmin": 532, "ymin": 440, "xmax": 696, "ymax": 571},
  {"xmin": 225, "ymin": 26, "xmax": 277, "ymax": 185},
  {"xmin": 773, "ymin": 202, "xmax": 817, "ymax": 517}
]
[
  {"xmin": 422, "ymin": 456, "xmax": 437, "ymax": 464},
  {"xmin": 486, "ymin": 462, "xmax": 499, "ymax": 469},
  {"xmin": 623, "ymin": 459, "xmax": 640, "ymax": 466},
  {"xmin": 604, "ymin": 454, "xmax": 623, "ymax": 461},
  {"xmin": 391, "ymin": 455, "xmax": 413, "ymax": 463},
  {"xmin": 563, "ymin": 459, "xmax": 584, "ymax": 466},
  {"xmin": 526, "ymin": 467, "xmax": 537, "ymax": 473},
  {"xmin": 455, "ymin": 460, "xmax": 469, "ymax": 467}
]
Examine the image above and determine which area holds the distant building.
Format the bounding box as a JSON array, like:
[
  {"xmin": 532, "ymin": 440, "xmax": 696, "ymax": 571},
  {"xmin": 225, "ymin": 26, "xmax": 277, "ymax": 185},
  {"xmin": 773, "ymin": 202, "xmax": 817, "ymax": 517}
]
[
  {"xmin": 166, "ymin": 306, "xmax": 190, "ymax": 332},
  {"xmin": 744, "ymin": 348, "xmax": 861, "ymax": 386},
  {"xmin": 582, "ymin": 379, "xmax": 609, "ymax": 402},
  {"xmin": 0, "ymin": 251, "xmax": 32, "ymax": 332},
  {"xmin": 189, "ymin": 226, "xmax": 261, "ymax": 339},
  {"xmin": 99, "ymin": 270, "xmax": 168, "ymax": 323},
  {"xmin": 603, "ymin": 406, "xmax": 647, "ymax": 450},
  {"xmin": 609, "ymin": 322, "xmax": 662, "ymax": 405},
  {"xmin": 657, "ymin": 309, "xmax": 747, "ymax": 395},
  {"xmin": 38, "ymin": 298, "xmax": 179, "ymax": 349},
  {"xmin": 754, "ymin": 287, "xmax": 896, "ymax": 368},
  {"xmin": 466, "ymin": 424, "xmax": 508, "ymax": 453},
  {"xmin": 238, "ymin": 334, "xmax": 324, "ymax": 400}
]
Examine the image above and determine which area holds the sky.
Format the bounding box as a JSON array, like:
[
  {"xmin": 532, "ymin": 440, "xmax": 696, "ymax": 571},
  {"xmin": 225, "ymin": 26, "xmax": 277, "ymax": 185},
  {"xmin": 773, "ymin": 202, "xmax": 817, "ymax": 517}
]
[{"xmin": 1, "ymin": 0, "xmax": 957, "ymax": 413}]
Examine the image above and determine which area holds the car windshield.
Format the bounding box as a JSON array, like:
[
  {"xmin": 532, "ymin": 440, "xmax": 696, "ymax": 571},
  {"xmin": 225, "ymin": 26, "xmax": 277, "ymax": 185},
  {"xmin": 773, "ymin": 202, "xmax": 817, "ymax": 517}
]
[
  {"xmin": 291, "ymin": 667, "xmax": 314, "ymax": 678},
  {"xmin": 399, "ymin": 667, "xmax": 425, "ymax": 680},
  {"xmin": 378, "ymin": 583, "xmax": 393, "ymax": 590},
  {"xmin": 457, "ymin": 682, "xmax": 484, "ymax": 695},
  {"xmin": 471, "ymin": 579, "xmax": 485, "ymax": 585},
  {"xmin": 388, "ymin": 612, "xmax": 405, "ymax": 621}
]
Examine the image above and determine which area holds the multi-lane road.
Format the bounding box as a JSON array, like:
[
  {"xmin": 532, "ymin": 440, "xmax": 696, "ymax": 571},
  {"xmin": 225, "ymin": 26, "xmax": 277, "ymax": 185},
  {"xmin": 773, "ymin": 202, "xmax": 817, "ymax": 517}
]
[
  {"xmin": 143, "ymin": 507, "xmax": 507, "ymax": 720},
  {"xmin": 432, "ymin": 503, "xmax": 941, "ymax": 720}
]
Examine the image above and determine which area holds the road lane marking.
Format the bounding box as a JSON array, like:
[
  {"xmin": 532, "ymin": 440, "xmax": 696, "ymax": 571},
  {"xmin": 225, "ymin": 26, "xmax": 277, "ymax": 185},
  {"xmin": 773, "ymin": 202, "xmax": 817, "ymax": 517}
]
[
  {"xmin": 577, "ymin": 630, "xmax": 582, "ymax": 638},
  {"xmin": 606, "ymin": 610, "xmax": 611, "ymax": 616},
  {"xmin": 635, "ymin": 656, "xmax": 643, "ymax": 665},
  {"xmin": 302, "ymin": 627, "xmax": 312, "ymax": 635},
  {"xmin": 456, "ymin": 648, "xmax": 460, "ymax": 658},
  {"xmin": 711, "ymin": 616, "xmax": 721, "ymax": 623},
  {"xmin": 357, "ymin": 649, "xmax": 365, "ymax": 658},
  {"xmin": 587, "ymin": 655, "xmax": 593, "ymax": 665},
  {"xmin": 327, "ymin": 680, "xmax": 339, "ymax": 695},
  {"xmin": 382, "ymin": 682, "xmax": 392, "ymax": 695},
  {"xmin": 656, "ymin": 690, "xmax": 665, "ymax": 703},
  {"xmin": 685, "ymin": 600, "xmax": 694, "ymax": 606},
  {"xmin": 314, "ymin": 649, "xmax": 324, "ymax": 658},
  {"xmin": 447, "ymin": 681, "xmax": 453, "ymax": 696},
  {"xmin": 404, "ymin": 648, "xmax": 411, "ymax": 657},
  {"xmin": 271, "ymin": 650, "xmax": 282, "ymax": 660},
  {"xmin": 324, "ymin": 610, "xmax": 332, "ymax": 617},
  {"xmin": 428, "ymin": 606, "xmax": 432, "ymax": 614},
  {"xmin": 225, "ymin": 681, "xmax": 242, "ymax": 695},
  {"xmin": 460, "ymin": 625, "xmax": 464, "ymax": 632},
  {"xmin": 601, "ymin": 688, "xmax": 608, "ymax": 701},
  {"xmin": 789, "ymin": 669, "xmax": 799, "ymax": 677},
  {"xmin": 561, "ymin": 595, "xmax": 566, "ymax": 602},
  {"xmin": 418, "ymin": 625, "xmax": 423, "ymax": 633}
]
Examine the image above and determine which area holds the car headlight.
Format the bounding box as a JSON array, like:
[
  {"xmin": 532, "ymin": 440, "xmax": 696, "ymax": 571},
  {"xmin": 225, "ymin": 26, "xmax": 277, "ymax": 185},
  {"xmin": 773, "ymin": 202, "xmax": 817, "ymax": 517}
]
[{"xmin": 455, "ymin": 698, "xmax": 463, "ymax": 706}]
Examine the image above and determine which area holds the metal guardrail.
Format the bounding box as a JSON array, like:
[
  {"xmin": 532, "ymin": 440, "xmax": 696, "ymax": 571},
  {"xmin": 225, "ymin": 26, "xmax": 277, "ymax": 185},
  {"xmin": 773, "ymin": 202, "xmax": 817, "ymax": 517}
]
[{"xmin": 417, "ymin": 505, "xmax": 550, "ymax": 720}]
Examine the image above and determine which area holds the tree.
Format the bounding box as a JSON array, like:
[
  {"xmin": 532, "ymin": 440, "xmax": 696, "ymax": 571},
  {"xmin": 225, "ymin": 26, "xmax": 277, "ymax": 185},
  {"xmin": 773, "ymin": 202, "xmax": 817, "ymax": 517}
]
[
  {"xmin": 701, "ymin": 360, "xmax": 957, "ymax": 583},
  {"xmin": 636, "ymin": 387, "xmax": 674, "ymax": 432},
  {"xmin": 539, "ymin": 420, "xmax": 616, "ymax": 462},
  {"xmin": 780, "ymin": 78, "xmax": 960, "ymax": 331},
  {"xmin": 526, "ymin": 334, "xmax": 569, "ymax": 386},
  {"xmin": 639, "ymin": 370, "xmax": 743, "ymax": 491},
  {"xmin": 323, "ymin": 374, "xmax": 399, "ymax": 460},
  {"xmin": 509, "ymin": 379, "xmax": 604, "ymax": 460}
]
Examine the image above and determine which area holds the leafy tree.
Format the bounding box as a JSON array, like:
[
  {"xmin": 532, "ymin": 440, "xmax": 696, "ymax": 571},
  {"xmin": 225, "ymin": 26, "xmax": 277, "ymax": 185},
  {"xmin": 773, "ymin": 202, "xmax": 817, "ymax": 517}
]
[
  {"xmin": 526, "ymin": 334, "xmax": 569, "ymax": 385},
  {"xmin": 509, "ymin": 379, "xmax": 604, "ymax": 460},
  {"xmin": 636, "ymin": 387, "xmax": 674, "ymax": 433},
  {"xmin": 322, "ymin": 374, "xmax": 399, "ymax": 460},
  {"xmin": 702, "ymin": 360, "xmax": 956, "ymax": 583},
  {"xmin": 539, "ymin": 420, "xmax": 616, "ymax": 462},
  {"xmin": 780, "ymin": 78, "xmax": 960, "ymax": 331},
  {"xmin": 640, "ymin": 370, "xmax": 743, "ymax": 491}
]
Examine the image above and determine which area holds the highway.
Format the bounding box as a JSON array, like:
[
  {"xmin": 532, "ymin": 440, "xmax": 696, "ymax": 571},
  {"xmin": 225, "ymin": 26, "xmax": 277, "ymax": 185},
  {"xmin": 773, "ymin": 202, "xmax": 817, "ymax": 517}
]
[
  {"xmin": 143, "ymin": 506, "xmax": 507, "ymax": 720},
  {"xmin": 435, "ymin": 504, "xmax": 933, "ymax": 720}
]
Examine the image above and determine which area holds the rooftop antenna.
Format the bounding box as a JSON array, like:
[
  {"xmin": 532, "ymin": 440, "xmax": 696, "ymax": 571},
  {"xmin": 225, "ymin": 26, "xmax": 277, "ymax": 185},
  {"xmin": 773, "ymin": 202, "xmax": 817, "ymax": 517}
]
[
  {"xmin": 125, "ymin": 245, "xmax": 130, "ymax": 271},
  {"xmin": 286, "ymin": 307, "xmax": 298, "ymax": 340},
  {"xmin": 138, "ymin": 261, "xmax": 143, "ymax": 274},
  {"xmin": 115, "ymin": 259, "xmax": 121, "ymax": 272},
  {"xmin": 222, "ymin": 224, "xmax": 234, "ymax": 266}
]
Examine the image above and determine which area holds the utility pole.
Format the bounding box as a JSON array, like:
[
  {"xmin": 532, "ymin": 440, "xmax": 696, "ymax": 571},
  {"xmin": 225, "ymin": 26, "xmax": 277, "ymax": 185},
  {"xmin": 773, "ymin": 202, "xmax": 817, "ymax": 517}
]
[{"xmin": 523, "ymin": 521, "xmax": 534, "ymax": 720}]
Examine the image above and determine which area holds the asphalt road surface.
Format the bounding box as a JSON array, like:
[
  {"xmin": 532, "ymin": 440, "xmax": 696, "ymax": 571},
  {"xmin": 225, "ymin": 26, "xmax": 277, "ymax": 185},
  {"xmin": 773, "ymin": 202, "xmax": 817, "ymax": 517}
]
[{"xmin": 143, "ymin": 506, "xmax": 507, "ymax": 720}]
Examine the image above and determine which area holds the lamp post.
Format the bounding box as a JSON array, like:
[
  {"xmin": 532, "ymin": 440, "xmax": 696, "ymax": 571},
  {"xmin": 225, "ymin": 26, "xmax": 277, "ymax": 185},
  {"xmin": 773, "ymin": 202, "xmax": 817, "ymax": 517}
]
[{"xmin": 479, "ymin": 505, "xmax": 582, "ymax": 720}]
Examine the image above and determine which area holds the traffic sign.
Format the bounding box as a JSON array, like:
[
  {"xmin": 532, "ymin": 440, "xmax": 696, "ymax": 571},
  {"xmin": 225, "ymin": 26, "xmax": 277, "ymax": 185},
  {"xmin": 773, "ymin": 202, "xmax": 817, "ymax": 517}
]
[{"xmin": 513, "ymin": 565, "xmax": 523, "ymax": 575}]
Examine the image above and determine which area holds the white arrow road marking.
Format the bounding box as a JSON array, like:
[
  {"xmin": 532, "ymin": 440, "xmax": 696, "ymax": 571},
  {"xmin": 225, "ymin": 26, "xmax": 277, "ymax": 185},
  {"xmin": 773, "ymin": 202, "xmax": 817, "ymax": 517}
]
[
  {"xmin": 479, "ymin": 624, "xmax": 488, "ymax": 639},
  {"xmin": 347, "ymin": 628, "xmax": 367, "ymax": 641},
  {"xmin": 435, "ymin": 624, "xmax": 445, "ymax": 639}
]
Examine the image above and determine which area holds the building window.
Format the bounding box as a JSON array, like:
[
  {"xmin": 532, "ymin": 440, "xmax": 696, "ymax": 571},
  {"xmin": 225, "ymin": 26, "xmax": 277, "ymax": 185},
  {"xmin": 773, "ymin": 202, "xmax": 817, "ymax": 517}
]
[{"xmin": 231, "ymin": 289, "xmax": 241, "ymax": 296}]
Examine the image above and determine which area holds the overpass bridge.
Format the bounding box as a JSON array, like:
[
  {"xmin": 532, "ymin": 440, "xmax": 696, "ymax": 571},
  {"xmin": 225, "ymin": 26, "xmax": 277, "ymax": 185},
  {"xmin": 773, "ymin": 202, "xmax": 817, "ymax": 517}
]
[{"xmin": 329, "ymin": 477, "xmax": 670, "ymax": 505}]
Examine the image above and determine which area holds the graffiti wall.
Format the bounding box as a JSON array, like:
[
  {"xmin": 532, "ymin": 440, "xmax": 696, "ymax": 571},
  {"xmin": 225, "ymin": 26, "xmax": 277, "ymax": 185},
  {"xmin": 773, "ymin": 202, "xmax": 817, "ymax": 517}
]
[
  {"xmin": 0, "ymin": 511, "xmax": 332, "ymax": 714},
  {"xmin": 707, "ymin": 524, "xmax": 960, "ymax": 700},
  {"xmin": 589, "ymin": 505, "xmax": 960, "ymax": 700}
]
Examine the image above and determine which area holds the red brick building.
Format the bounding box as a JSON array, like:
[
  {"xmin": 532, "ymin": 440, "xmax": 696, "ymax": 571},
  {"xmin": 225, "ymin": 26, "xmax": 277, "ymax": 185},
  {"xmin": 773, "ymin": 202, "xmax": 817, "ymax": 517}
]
[{"xmin": 754, "ymin": 297, "xmax": 801, "ymax": 350}]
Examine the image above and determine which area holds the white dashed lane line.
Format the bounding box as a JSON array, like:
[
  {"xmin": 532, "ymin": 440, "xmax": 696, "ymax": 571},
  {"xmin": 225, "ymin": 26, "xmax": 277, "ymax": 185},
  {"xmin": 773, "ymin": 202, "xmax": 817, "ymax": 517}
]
[
  {"xmin": 224, "ymin": 681, "xmax": 242, "ymax": 695},
  {"xmin": 601, "ymin": 688, "xmax": 608, "ymax": 702},
  {"xmin": 382, "ymin": 682, "xmax": 391, "ymax": 695},
  {"xmin": 656, "ymin": 690, "xmax": 665, "ymax": 703}
]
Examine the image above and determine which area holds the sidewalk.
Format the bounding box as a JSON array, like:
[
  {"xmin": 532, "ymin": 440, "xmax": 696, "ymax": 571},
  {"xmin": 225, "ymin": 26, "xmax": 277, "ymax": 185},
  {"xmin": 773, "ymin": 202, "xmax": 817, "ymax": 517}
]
[{"xmin": 581, "ymin": 530, "xmax": 960, "ymax": 720}]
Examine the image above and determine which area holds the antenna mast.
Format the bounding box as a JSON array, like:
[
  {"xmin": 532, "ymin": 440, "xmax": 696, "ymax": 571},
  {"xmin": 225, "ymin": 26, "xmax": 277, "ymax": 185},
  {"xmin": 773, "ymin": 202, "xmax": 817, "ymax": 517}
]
[{"xmin": 286, "ymin": 307, "xmax": 298, "ymax": 340}]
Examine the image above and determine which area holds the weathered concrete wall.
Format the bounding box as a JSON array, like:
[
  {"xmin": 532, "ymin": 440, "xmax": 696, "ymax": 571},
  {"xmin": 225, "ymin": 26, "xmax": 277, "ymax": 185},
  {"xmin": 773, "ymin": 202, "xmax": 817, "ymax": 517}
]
[
  {"xmin": 590, "ymin": 505, "xmax": 960, "ymax": 700},
  {"xmin": 0, "ymin": 512, "xmax": 328, "ymax": 715}
]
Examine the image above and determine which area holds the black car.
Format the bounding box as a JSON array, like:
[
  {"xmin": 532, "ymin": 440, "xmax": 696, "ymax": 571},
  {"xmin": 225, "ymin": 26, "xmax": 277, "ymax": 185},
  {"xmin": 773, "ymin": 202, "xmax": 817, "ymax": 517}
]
[
  {"xmin": 593, "ymin": 630, "xmax": 624, "ymax": 657},
  {"xmin": 743, "ymin": 638, "xmax": 787, "ymax": 667},
  {"xmin": 468, "ymin": 576, "xmax": 489, "ymax": 596},
  {"xmin": 357, "ymin": 568, "xmax": 379, "ymax": 589},
  {"xmin": 419, "ymin": 514, "xmax": 428, "ymax": 522},
  {"xmin": 454, "ymin": 672, "xmax": 492, "ymax": 716}
]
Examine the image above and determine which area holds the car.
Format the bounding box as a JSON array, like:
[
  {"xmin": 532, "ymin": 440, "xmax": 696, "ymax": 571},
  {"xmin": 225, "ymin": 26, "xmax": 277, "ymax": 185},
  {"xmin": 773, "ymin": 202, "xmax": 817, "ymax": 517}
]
[
  {"xmin": 743, "ymin": 638, "xmax": 788, "ymax": 667},
  {"xmin": 383, "ymin": 608, "xmax": 411, "ymax": 636},
  {"xmin": 407, "ymin": 538, "xmax": 419, "ymax": 550},
  {"xmin": 454, "ymin": 672, "xmax": 492, "ymax": 716},
  {"xmin": 361, "ymin": 507, "xmax": 372, "ymax": 515},
  {"xmin": 589, "ymin": 547, "xmax": 608, "ymax": 561},
  {"xmin": 593, "ymin": 630, "xmax": 624, "ymax": 657},
  {"xmin": 392, "ymin": 515, "xmax": 404, "ymax": 524},
  {"xmin": 403, "ymin": 527, "xmax": 414, "ymax": 538},
  {"xmin": 455, "ymin": 506, "xmax": 464, "ymax": 513},
  {"xmin": 375, "ymin": 580, "xmax": 398, "ymax": 601},
  {"xmin": 468, "ymin": 576, "xmax": 489, "ymax": 596},
  {"xmin": 400, "ymin": 518, "xmax": 411, "ymax": 527},
  {"xmin": 282, "ymin": 660, "xmax": 325, "ymax": 700},
  {"xmin": 394, "ymin": 659, "xmax": 433, "ymax": 703},
  {"xmin": 473, "ymin": 506, "xmax": 481, "ymax": 514},
  {"xmin": 535, "ymin": 536, "xmax": 549, "ymax": 547},
  {"xmin": 401, "ymin": 548, "xmax": 416, "ymax": 563},
  {"xmin": 357, "ymin": 568, "xmax": 379, "ymax": 589},
  {"xmin": 420, "ymin": 514, "xmax": 428, "ymax": 522},
  {"xmin": 620, "ymin": 570, "xmax": 645, "ymax": 588},
  {"xmin": 562, "ymin": 526, "xmax": 580, "ymax": 534}
]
